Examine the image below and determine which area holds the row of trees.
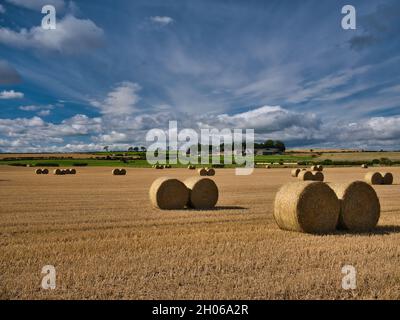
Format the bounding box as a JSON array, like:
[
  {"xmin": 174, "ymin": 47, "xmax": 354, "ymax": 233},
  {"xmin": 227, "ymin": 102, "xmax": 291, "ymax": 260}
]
[
  {"xmin": 103, "ymin": 146, "xmax": 147, "ymax": 152},
  {"xmin": 254, "ymin": 140, "xmax": 286, "ymax": 152},
  {"xmin": 102, "ymin": 140, "xmax": 286, "ymax": 153}
]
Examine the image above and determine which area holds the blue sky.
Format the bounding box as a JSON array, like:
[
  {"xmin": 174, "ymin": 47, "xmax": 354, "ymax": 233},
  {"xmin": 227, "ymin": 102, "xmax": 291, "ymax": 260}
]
[{"xmin": 0, "ymin": 0, "xmax": 399, "ymax": 152}]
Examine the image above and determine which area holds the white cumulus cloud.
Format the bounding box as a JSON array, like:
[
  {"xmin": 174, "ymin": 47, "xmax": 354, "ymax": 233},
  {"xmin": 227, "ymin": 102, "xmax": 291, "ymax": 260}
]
[
  {"xmin": 150, "ymin": 16, "xmax": 174, "ymax": 26},
  {"xmin": 0, "ymin": 90, "xmax": 24, "ymax": 99},
  {"xmin": 90, "ymin": 82, "xmax": 141, "ymax": 116},
  {"xmin": 5, "ymin": 0, "xmax": 65, "ymax": 11},
  {"xmin": 0, "ymin": 15, "xmax": 104, "ymax": 54}
]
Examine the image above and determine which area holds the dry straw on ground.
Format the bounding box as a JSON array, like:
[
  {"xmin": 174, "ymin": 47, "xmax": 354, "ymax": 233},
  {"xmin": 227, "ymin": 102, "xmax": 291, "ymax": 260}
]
[
  {"xmin": 313, "ymin": 171, "xmax": 324, "ymax": 182},
  {"xmin": 381, "ymin": 172, "xmax": 393, "ymax": 185},
  {"xmin": 149, "ymin": 177, "xmax": 189, "ymax": 210},
  {"xmin": 274, "ymin": 181, "xmax": 340, "ymax": 234},
  {"xmin": 184, "ymin": 177, "xmax": 219, "ymax": 209},
  {"xmin": 330, "ymin": 181, "xmax": 380, "ymax": 231},
  {"xmin": 198, "ymin": 168, "xmax": 208, "ymax": 176},
  {"xmin": 364, "ymin": 172, "xmax": 383, "ymax": 185},
  {"xmin": 298, "ymin": 170, "xmax": 314, "ymax": 181},
  {"xmin": 291, "ymin": 168, "xmax": 300, "ymax": 177}
]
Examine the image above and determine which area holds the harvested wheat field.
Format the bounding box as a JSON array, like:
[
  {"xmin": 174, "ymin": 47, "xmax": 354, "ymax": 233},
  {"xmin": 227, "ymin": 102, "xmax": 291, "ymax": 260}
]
[{"xmin": 0, "ymin": 166, "xmax": 399, "ymax": 300}]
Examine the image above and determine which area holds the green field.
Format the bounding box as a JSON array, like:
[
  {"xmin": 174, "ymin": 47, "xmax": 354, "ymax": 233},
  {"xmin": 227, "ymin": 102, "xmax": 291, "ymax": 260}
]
[
  {"xmin": 0, "ymin": 154, "xmax": 313, "ymax": 168},
  {"xmin": 2, "ymin": 152, "xmax": 399, "ymax": 168}
]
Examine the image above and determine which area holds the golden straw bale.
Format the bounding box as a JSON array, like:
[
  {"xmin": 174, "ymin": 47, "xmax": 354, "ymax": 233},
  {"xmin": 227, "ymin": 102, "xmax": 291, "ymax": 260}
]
[
  {"xmin": 184, "ymin": 177, "xmax": 219, "ymax": 209},
  {"xmin": 298, "ymin": 170, "xmax": 314, "ymax": 181},
  {"xmin": 149, "ymin": 177, "xmax": 189, "ymax": 210},
  {"xmin": 380, "ymin": 172, "xmax": 393, "ymax": 185},
  {"xmin": 364, "ymin": 172, "xmax": 383, "ymax": 185},
  {"xmin": 198, "ymin": 168, "xmax": 208, "ymax": 176},
  {"xmin": 274, "ymin": 181, "xmax": 340, "ymax": 234},
  {"xmin": 313, "ymin": 171, "xmax": 324, "ymax": 182},
  {"xmin": 330, "ymin": 181, "xmax": 380, "ymax": 231},
  {"xmin": 207, "ymin": 168, "xmax": 216, "ymax": 176},
  {"xmin": 291, "ymin": 168, "xmax": 300, "ymax": 177}
]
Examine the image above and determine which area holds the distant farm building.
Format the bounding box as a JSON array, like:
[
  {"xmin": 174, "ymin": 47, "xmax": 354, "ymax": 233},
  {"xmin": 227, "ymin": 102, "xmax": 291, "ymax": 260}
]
[{"xmin": 255, "ymin": 148, "xmax": 282, "ymax": 155}]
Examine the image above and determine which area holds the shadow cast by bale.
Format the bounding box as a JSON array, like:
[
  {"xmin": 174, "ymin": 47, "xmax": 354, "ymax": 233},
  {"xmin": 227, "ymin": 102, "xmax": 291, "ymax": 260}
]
[
  {"xmin": 327, "ymin": 225, "xmax": 400, "ymax": 236},
  {"xmin": 188, "ymin": 206, "xmax": 247, "ymax": 212}
]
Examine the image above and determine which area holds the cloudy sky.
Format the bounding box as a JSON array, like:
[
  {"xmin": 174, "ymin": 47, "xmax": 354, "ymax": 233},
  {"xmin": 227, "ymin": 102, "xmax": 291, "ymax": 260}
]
[{"xmin": 0, "ymin": 0, "xmax": 399, "ymax": 152}]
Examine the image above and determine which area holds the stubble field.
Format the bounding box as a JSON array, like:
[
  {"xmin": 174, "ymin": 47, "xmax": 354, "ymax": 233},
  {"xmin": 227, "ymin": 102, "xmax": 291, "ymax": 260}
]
[{"xmin": 0, "ymin": 166, "xmax": 399, "ymax": 300}]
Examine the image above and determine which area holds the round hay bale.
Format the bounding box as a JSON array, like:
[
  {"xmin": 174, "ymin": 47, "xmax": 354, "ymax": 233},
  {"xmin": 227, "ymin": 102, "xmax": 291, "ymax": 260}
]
[
  {"xmin": 311, "ymin": 165, "xmax": 318, "ymax": 171},
  {"xmin": 297, "ymin": 170, "xmax": 314, "ymax": 181},
  {"xmin": 119, "ymin": 169, "xmax": 127, "ymax": 175},
  {"xmin": 330, "ymin": 181, "xmax": 380, "ymax": 231},
  {"xmin": 361, "ymin": 164, "xmax": 368, "ymax": 169},
  {"xmin": 35, "ymin": 169, "xmax": 42, "ymax": 174},
  {"xmin": 381, "ymin": 172, "xmax": 393, "ymax": 185},
  {"xmin": 274, "ymin": 181, "xmax": 340, "ymax": 234},
  {"xmin": 198, "ymin": 168, "xmax": 208, "ymax": 176},
  {"xmin": 317, "ymin": 165, "xmax": 323, "ymax": 171},
  {"xmin": 42, "ymin": 169, "xmax": 49, "ymax": 175},
  {"xmin": 313, "ymin": 171, "xmax": 324, "ymax": 182},
  {"xmin": 265, "ymin": 165, "xmax": 271, "ymax": 169},
  {"xmin": 69, "ymin": 169, "xmax": 76, "ymax": 175},
  {"xmin": 301, "ymin": 168, "xmax": 307, "ymax": 171},
  {"xmin": 364, "ymin": 172, "xmax": 383, "ymax": 185},
  {"xmin": 207, "ymin": 168, "xmax": 216, "ymax": 176},
  {"xmin": 291, "ymin": 168, "xmax": 300, "ymax": 177},
  {"xmin": 61, "ymin": 169, "xmax": 67, "ymax": 175},
  {"xmin": 112, "ymin": 169, "xmax": 120, "ymax": 175},
  {"xmin": 184, "ymin": 177, "xmax": 219, "ymax": 209},
  {"xmin": 64, "ymin": 169, "xmax": 71, "ymax": 174},
  {"xmin": 188, "ymin": 165, "xmax": 195, "ymax": 170},
  {"xmin": 149, "ymin": 177, "xmax": 189, "ymax": 210},
  {"xmin": 53, "ymin": 169, "xmax": 63, "ymax": 175}
]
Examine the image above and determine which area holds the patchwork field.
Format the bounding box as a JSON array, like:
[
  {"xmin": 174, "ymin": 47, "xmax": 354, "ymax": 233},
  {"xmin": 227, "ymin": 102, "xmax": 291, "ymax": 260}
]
[{"xmin": 0, "ymin": 166, "xmax": 399, "ymax": 300}]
